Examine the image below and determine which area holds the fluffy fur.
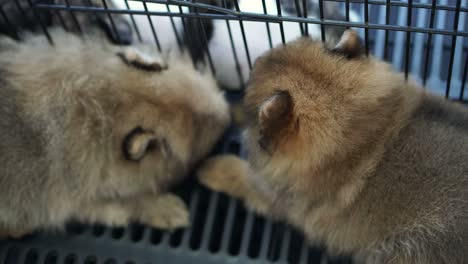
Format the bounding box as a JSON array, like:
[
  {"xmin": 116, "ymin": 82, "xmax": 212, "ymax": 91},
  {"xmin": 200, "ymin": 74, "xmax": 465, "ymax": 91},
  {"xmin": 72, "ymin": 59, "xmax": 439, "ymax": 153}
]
[
  {"xmin": 0, "ymin": 28, "xmax": 230, "ymax": 238},
  {"xmin": 198, "ymin": 30, "xmax": 468, "ymax": 263}
]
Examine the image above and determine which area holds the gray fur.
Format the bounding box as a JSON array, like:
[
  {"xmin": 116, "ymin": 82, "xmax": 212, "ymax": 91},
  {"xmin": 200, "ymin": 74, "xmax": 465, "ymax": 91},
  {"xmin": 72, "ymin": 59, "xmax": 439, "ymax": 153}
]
[
  {"xmin": 356, "ymin": 96, "xmax": 468, "ymax": 263},
  {"xmin": 0, "ymin": 28, "xmax": 230, "ymax": 236}
]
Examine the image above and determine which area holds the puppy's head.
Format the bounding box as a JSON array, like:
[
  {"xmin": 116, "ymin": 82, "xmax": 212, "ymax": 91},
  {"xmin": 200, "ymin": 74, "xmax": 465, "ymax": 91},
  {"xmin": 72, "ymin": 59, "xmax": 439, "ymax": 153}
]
[
  {"xmin": 66, "ymin": 45, "xmax": 230, "ymax": 197},
  {"xmin": 243, "ymin": 30, "xmax": 407, "ymax": 197},
  {"xmin": 0, "ymin": 29, "xmax": 229, "ymax": 198}
]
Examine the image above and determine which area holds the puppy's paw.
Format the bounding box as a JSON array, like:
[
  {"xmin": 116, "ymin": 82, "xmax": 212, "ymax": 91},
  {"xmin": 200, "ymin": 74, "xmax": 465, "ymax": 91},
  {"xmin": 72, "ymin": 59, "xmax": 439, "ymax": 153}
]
[
  {"xmin": 144, "ymin": 194, "xmax": 189, "ymax": 230},
  {"xmin": 197, "ymin": 155, "xmax": 272, "ymax": 216},
  {"xmin": 197, "ymin": 154, "xmax": 250, "ymax": 197}
]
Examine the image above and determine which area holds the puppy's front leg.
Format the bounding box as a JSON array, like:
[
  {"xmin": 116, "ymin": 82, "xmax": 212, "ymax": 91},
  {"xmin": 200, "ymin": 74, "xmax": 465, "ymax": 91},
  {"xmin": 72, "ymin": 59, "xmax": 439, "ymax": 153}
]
[
  {"xmin": 76, "ymin": 200, "xmax": 133, "ymax": 227},
  {"xmin": 197, "ymin": 154, "xmax": 272, "ymax": 216},
  {"xmin": 133, "ymin": 193, "xmax": 190, "ymax": 230},
  {"xmin": 77, "ymin": 193, "xmax": 189, "ymax": 230}
]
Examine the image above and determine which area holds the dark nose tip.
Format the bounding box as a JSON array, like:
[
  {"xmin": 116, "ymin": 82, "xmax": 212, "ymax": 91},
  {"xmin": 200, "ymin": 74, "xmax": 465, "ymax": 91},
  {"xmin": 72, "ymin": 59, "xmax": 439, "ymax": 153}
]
[{"xmin": 97, "ymin": 15, "xmax": 133, "ymax": 45}]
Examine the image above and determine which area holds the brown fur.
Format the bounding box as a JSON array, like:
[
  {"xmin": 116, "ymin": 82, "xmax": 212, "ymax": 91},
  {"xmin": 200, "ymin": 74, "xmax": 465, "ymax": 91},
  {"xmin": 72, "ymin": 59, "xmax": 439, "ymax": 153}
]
[
  {"xmin": 0, "ymin": 28, "xmax": 230, "ymax": 238},
  {"xmin": 198, "ymin": 30, "xmax": 468, "ymax": 263}
]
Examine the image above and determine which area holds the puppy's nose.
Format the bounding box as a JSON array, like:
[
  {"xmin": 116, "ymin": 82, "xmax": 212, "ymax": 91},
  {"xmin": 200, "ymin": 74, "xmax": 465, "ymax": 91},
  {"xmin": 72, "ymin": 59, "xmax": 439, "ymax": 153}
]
[{"xmin": 97, "ymin": 15, "xmax": 133, "ymax": 45}]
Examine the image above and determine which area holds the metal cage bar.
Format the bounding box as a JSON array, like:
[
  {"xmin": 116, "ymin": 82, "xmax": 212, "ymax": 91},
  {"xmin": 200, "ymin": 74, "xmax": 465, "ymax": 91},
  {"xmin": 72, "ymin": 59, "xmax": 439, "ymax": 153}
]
[
  {"xmin": 14, "ymin": 0, "xmax": 465, "ymax": 100},
  {"xmin": 32, "ymin": 4, "xmax": 468, "ymax": 38}
]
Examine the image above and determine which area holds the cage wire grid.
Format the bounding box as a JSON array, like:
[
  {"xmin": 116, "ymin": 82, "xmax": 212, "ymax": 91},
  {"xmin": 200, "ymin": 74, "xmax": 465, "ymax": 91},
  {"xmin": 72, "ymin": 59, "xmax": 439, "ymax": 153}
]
[
  {"xmin": 2, "ymin": 0, "xmax": 467, "ymax": 97},
  {"xmin": 0, "ymin": 0, "xmax": 467, "ymax": 264}
]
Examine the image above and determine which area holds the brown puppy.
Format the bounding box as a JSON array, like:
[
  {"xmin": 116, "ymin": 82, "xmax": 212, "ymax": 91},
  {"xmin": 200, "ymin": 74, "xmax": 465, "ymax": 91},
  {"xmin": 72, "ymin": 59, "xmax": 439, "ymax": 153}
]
[
  {"xmin": 198, "ymin": 30, "xmax": 468, "ymax": 263},
  {"xmin": 0, "ymin": 28, "xmax": 230, "ymax": 238}
]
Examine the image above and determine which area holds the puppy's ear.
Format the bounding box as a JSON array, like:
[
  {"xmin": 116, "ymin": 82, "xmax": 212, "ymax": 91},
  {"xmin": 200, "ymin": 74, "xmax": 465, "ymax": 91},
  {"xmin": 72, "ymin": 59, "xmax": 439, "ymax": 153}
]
[
  {"xmin": 123, "ymin": 127, "xmax": 165, "ymax": 161},
  {"xmin": 117, "ymin": 47, "xmax": 168, "ymax": 72},
  {"xmin": 258, "ymin": 91, "xmax": 293, "ymax": 153},
  {"xmin": 331, "ymin": 29, "xmax": 364, "ymax": 59}
]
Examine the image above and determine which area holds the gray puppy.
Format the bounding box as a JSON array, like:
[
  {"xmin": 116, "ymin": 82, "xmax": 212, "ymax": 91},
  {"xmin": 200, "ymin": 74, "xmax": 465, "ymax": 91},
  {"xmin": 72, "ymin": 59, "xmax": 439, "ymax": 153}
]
[{"xmin": 0, "ymin": 28, "xmax": 230, "ymax": 238}]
